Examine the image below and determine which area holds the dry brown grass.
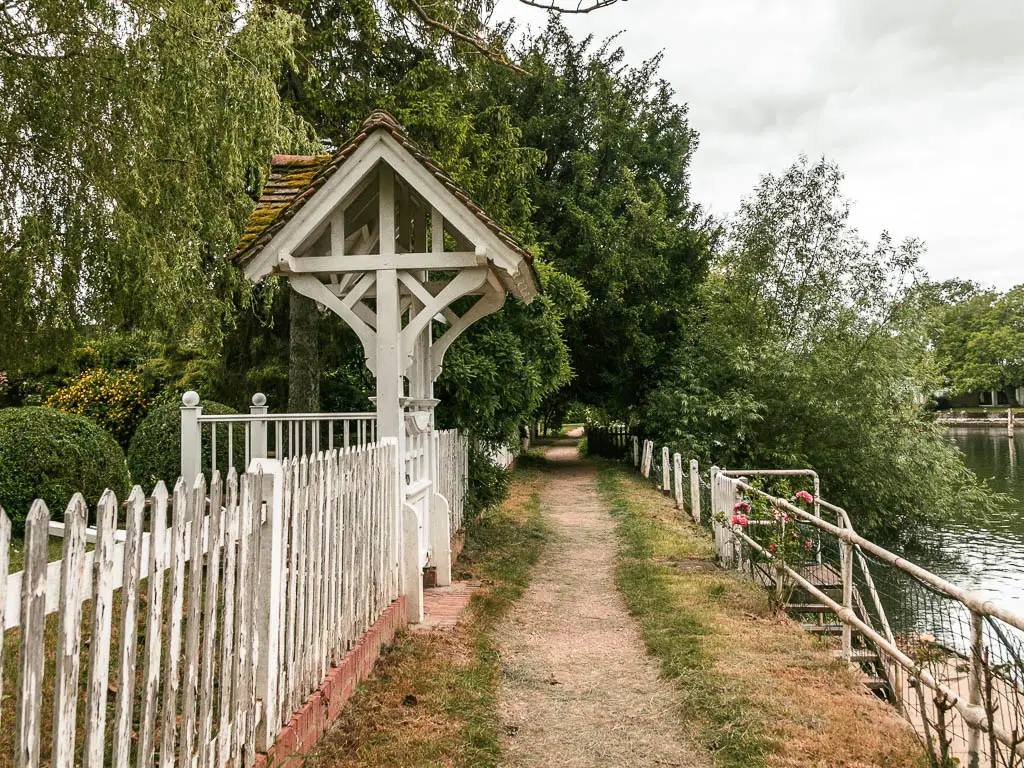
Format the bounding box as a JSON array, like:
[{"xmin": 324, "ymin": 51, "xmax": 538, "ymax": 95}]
[
  {"xmin": 601, "ymin": 465, "xmax": 926, "ymax": 768},
  {"xmin": 307, "ymin": 460, "xmax": 551, "ymax": 768}
]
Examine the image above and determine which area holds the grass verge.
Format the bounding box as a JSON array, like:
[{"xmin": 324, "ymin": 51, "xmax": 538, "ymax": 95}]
[
  {"xmin": 308, "ymin": 456, "xmax": 550, "ymax": 768},
  {"xmin": 597, "ymin": 461, "xmax": 926, "ymax": 768}
]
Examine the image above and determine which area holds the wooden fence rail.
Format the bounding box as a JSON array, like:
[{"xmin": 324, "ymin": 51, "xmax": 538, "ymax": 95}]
[{"xmin": 0, "ymin": 437, "xmax": 412, "ymax": 767}]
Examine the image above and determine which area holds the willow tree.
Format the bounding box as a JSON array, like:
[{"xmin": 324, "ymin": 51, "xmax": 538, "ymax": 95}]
[{"xmin": 0, "ymin": 0, "xmax": 316, "ymax": 370}]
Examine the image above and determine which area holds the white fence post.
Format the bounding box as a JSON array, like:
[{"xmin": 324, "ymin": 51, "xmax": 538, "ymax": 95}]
[
  {"xmin": 250, "ymin": 393, "xmax": 268, "ymax": 461},
  {"xmin": 661, "ymin": 447, "xmax": 671, "ymax": 495},
  {"xmin": 180, "ymin": 392, "xmax": 202, "ymax": 488},
  {"xmin": 430, "ymin": 430, "xmax": 452, "ymax": 587},
  {"xmin": 641, "ymin": 441, "xmax": 653, "ymax": 478},
  {"xmin": 632, "ymin": 436, "xmax": 639, "ymax": 467},
  {"xmin": 689, "ymin": 459, "xmax": 701, "ymax": 525},
  {"xmin": 672, "ymin": 453, "xmax": 684, "ymax": 509},
  {"xmin": 251, "ymin": 459, "xmax": 284, "ymax": 752}
]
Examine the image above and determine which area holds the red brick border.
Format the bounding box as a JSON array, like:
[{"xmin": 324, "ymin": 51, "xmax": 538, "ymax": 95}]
[{"xmin": 256, "ymin": 596, "xmax": 407, "ymax": 768}]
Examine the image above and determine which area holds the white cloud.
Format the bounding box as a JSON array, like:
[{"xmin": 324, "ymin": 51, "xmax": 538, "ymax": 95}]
[{"xmin": 494, "ymin": 0, "xmax": 1024, "ymax": 289}]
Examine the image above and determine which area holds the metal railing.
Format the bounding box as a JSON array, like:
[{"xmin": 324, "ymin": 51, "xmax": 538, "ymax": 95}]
[
  {"xmin": 180, "ymin": 392, "xmax": 376, "ymax": 485},
  {"xmin": 712, "ymin": 470, "xmax": 1024, "ymax": 767}
]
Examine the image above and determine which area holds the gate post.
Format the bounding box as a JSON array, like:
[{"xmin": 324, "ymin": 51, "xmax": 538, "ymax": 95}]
[
  {"xmin": 672, "ymin": 453, "xmax": 684, "ymax": 509},
  {"xmin": 689, "ymin": 459, "xmax": 701, "ymax": 525},
  {"xmin": 180, "ymin": 391, "xmax": 202, "ymax": 486}
]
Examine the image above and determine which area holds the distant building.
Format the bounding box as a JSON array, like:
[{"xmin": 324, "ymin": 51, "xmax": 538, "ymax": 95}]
[{"xmin": 942, "ymin": 386, "xmax": 1024, "ymax": 409}]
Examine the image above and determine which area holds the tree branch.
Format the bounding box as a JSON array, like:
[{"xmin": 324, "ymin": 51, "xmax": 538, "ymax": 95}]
[
  {"xmin": 407, "ymin": 0, "xmax": 531, "ymax": 75},
  {"xmin": 517, "ymin": 0, "xmax": 625, "ymax": 12}
]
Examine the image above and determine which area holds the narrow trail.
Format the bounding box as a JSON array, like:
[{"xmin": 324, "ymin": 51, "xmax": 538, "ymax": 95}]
[{"xmin": 496, "ymin": 438, "xmax": 709, "ymax": 768}]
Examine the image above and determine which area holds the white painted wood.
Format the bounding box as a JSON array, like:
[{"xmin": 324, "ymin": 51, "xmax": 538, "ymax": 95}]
[
  {"xmin": 430, "ymin": 288, "xmax": 505, "ymax": 379},
  {"xmin": 290, "ymin": 273, "xmax": 378, "ymax": 375},
  {"xmin": 181, "ymin": 393, "xmax": 203, "ymax": 487},
  {"xmin": 403, "ymin": 501, "xmax": 423, "ymax": 623},
  {"xmin": 689, "ymin": 459, "xmax": 701, "ymax": 525},
  {"xmin": 285, "ymin": 251, "xmax": 483, "ymax": 273},
  {"xmin": 83, "ymin": 490, "xmax": 118, "ymax": 768},
  {"xmin": 15, "ymin": 500, "xmax": 49, "ymax": 768},
  {"xmin": 251, "ymin": 457, "xmax": 285, "ymax": 749},
  {"xmin": 139, "ymin": 482, "xmax": 169, "ymax": 768},
  {"xmin": 672, "ymin": 453, "xmax": 684, "ymax": 510},
  {"xmin": 51, "ymin": 494, "xmax": 87, "ymax": 768},
  {"xmin": 284, "ymin": 458, "xmax": 299, "ymax": 718},
  {"xmin": 661, "ymin": 446, "xmax": 671, "ymax": 494},
  {"xmin": 161, "ymin": 479, "xmax": 190, "ymax": 768},
  {"xmin": 181, "ymin": 475, "xmax": 207, "ymax": 762},
  {"xmin": 242, "ymin": 132, "xmax": 387, "ymax": 277},
  {"xmin": 0, "ymin": 508, "xmax": 9, "ymax": 735},
  {"xmin": 198, "ymin": 472, "xmax": 224, "ymax": 767},
  {"xmin": 111, "ymin": 486, "xmax": 145, "ymax": 768},
  {"xmin": 218, "ymin": 470, "xmax": 240, "ymax": 768}
]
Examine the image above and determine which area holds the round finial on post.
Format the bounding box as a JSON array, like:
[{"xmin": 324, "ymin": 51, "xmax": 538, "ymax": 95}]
[
  {"xmin": 252, "ymin": 392, "xmax": 267, "ymax": 407},
  {"xmin": 182, "ymin": 391, "xmax": 200, "ymax": 407}
]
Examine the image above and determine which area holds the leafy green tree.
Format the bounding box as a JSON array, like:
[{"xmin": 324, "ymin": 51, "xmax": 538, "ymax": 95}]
[
  {"xmin": 474, "ymin": 20, "xmax": 716, "ymax": 418},
  {"xmin": 641, "ymin": 157, "xmax": 993, "ymax": 538},
  {"xmin": 934, "ymin": 287, "xmax": 1024, "ymax": 395},
  {"xmin": 0, "ymin": 0, "xmax": 316, "ymax": 370}
]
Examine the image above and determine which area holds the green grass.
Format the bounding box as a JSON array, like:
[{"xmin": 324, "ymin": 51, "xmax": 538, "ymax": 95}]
[
  {"xmin": 596, "ymin": 461, "xmax": 926, "ymax": 768},
  {"xmin": 596, "ymin": 462, "xmax": 775, "ymax": 768},
  {"xmin": 309, "ymin": 462, "xmax": 550, "ymax": 768}
]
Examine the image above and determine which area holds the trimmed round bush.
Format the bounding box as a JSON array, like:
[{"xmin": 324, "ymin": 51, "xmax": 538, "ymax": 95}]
[
  {"xmin": 0, "ymin": 407, "xmax": 131, "ymax": 527},
  {"xmin": 128, "ymin": 399, "xmax": 245, "ymax": 488}
]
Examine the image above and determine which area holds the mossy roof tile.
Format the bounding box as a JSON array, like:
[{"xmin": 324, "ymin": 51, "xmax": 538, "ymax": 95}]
[{"xmin": 233, "ymin": 110, "xmax": 533, "ymax": 267}]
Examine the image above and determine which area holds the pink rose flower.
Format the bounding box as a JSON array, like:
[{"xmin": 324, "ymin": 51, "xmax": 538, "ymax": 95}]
[
  {"xmin": 795, "ymin": 491, "xmax": 814, "ymax": 503},
  {"xmin": 733, "ymin": 501, "xmax": 751, "ymax": 513},
  {"xmin": 730, "ymin": 513, "xmax": 749, "ymax": 527}
]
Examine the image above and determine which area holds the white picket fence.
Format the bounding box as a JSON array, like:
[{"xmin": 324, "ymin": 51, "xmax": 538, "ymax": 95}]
[
  {"xmin": 0, "ymin": 439, "xmax": 403, "ymax": 768},
  {"xmin": 436, "ymin": 430, "xmax": 469, "ymax": 534}
]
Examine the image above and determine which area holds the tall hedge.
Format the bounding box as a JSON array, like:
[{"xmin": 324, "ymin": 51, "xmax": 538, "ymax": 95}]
[
  {"xmin": 128, "ymin": 399, "xmax": 244, "ymax": 488},
  {"xmin": 0, "ymin": 407, "xmax": 131, "ymax": 527}
]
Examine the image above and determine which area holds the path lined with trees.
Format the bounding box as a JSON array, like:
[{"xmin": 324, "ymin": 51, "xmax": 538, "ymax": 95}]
[{"xmin": 496, "ymin": 437, "xmax": 708, "ymax": 767}]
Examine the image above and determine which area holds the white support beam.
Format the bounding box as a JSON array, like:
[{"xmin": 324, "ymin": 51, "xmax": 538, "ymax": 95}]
[
  {"xmin": 284, "ymin": 252, "xmax": 484, "ymax": 273},
  {"xmin": 431, "ymin": 287, "xmax": 506, "ymax": 379},
  {"xmin": 289, "ymin": 274, "xmax": 377, "ymax": 374},
  {"xmin": 400, "ymin": 268, "xmax": 489, "ymax": 369}
]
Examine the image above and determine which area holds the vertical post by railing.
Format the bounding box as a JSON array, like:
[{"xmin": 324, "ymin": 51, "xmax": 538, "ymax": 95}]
[
  {"xmin": 841, "ymin": 538, "xmax": 854, "ymax": 660},
  {"xmin": 632, "ymin": 436, "xmax": 639, "ymax": 468},
  {"xmin": 1009, "ymin": 408, "xmax": 1015, "ymax": 437},
  {"xmin": 180, "ymin": 391, "xmax": 202, "ymax": 487},
  {"xmin": 661, "ymin": 447, "xmax": 671, "ymax": 496},
  {"xmin": 252, "ymin": 459, "xmax": 283, "ymax": 751},
  {"xmin": 672, "ymin": 453, "xmax": 684, "ymax": 509},
  {"xmin": 967, "ymin": 610, "xmax": 984, "ymax": 767},
  {"xmin": 689, "ymin": 459, "xmax": 701, "ymax": 525},
  {"xmin": 250, "ymin": 393, "xmax": 268, "ymax": 462}
]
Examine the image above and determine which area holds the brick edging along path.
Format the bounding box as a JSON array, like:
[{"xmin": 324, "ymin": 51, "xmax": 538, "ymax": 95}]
[{"xmin": 256, "ymin": 596, "xmax": 407, "ymax": 768}]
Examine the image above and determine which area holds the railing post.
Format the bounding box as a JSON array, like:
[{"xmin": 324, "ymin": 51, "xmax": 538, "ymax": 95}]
[
  {"xmin": 661, "ymin": 447, "xmax": 671, "ymax": 496},
  {"xmin": 672, "ymin": 453, "xmax": 684, "ymax": 509},
  {"xmin": 841, "ymin": 539, "xmax": 854, "ymax": 660},
  {"xmin": 689, "ymin": 459, "xmax": 701, "ymax": 525},
  {"xmin": 250, "ymin": 393, "xmax": 268, "ymax": 461},
  {"xmin": 180, "ymin": 391, "xmax": 202, "ymax": 487},
  {"xmin": 967, "ymin": 610, "xmax": 984, "ymax": 768},
  {"xmin": 251, "ymin": 458, "xmax": 285, "ymax": 752},
  {"xmin": 632, "ymin": 436, "xmax": 639, "ymax": 467}
]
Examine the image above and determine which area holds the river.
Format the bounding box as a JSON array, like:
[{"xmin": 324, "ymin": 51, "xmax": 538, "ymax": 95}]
[{"xmin": 905, "ymin": 427, "xmax": 1024, "ymax": 615}]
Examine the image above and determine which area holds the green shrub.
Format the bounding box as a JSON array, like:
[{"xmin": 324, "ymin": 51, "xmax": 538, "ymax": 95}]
[
  {"xmin": 0, "ymin": 407, "xmax": 131, "ymax": 527},
  {"xmin": 128, "ymin": 398, "xmax": 245, "ymax": 488},
  {"xmin": 45, "ymin": 368, "xmax": 153, "ymax": 447}
]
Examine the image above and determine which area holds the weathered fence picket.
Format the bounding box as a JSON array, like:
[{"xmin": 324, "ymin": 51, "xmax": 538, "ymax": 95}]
[
  {"xmin": 51, "ymin": 495, "xmax": 86, "ymax": 768},
  {"xmin": 1, "ymin": 431, "xmax": 467, "ymax": 767}
]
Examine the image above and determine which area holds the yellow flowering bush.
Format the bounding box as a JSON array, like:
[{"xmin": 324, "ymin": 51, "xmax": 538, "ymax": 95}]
[{"xmin": 45, "ymin": 369, "xmax": 152, "ymax": 446}]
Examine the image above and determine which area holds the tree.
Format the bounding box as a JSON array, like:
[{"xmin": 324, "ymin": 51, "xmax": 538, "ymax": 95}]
[
  {"xmin": 473, "ymin": 19, "xmax": 715, "ymax": 419},
  {"xmin": 935, "ymin": 286, "xmax": 1024, "ymax": 395},
  {"xmin": 640, "ymin": 157, "xmax": 993, "ymax": 538},
  {"xmin": 0, "ymin": 0, "xmax": 317, "ymax": 371}
]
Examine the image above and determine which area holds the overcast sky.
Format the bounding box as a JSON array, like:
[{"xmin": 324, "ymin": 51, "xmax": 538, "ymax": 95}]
[{"xmin": 494, "ymin": 0, "xmax": 1024, "ymax": 289}]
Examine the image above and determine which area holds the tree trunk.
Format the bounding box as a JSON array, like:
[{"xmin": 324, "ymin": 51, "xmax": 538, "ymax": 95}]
[{"xmin": 288, "ymin": 289, "xmax": 320, "ymax": 412}]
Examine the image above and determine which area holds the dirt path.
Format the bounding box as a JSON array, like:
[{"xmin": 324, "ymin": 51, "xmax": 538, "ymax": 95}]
[{"xmin": 496, "ymin": 439, "xmax": 709, "ymax": 768}]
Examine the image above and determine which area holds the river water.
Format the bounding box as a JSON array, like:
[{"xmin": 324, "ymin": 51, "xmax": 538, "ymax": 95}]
[{"xmin": 905, "ymin": 427, "xmax": 1024, "ymax": 614}]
